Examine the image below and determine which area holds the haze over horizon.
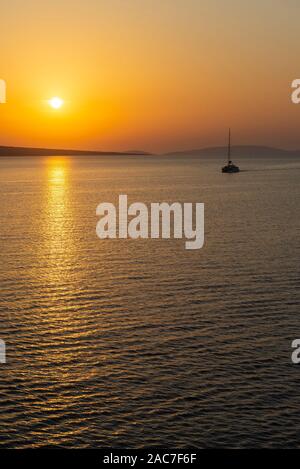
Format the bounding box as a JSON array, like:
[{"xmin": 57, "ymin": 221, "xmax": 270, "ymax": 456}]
[{"xmin": 1, "ymin": 0, "xmax": 300, "ymax": 153}]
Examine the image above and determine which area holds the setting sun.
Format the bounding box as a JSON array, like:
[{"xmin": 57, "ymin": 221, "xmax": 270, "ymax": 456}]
[{"xmin": 49, "ymin": 97, "xmax": 64, "ymax": 109}]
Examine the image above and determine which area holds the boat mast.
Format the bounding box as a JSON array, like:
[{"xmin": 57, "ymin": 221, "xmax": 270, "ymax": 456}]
[{"xmin": 228, "ymin": 128, "xmax": 231, "ymax": 164}]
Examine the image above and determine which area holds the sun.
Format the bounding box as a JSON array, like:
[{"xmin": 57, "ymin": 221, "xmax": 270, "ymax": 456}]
[{"xmin": 49, "ymin": 97, "xmax": 64, "ymax": 109}]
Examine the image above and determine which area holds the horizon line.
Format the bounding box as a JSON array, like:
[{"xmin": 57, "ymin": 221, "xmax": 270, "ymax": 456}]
[{"xmin": 1, "ymin": 143, "xmax": 300, "ymax": 157}]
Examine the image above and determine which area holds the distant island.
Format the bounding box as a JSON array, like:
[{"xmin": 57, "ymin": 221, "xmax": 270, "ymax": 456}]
[
  {"xmin": 165, "ymin": 145, "xmax": 300, "ymax": 158},
  {"xmin": 0, "ymin": 146, "xmax": 151, "ymax": 156}
]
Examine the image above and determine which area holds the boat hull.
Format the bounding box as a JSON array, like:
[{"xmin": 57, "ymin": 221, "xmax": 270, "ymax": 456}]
[{"xmin": 222, "ymin": 165, "xmax": 240, "ymax": 173}]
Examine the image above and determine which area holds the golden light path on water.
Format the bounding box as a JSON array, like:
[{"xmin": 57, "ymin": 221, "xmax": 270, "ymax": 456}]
[
  {"xmin": 44, "ymin": 157, "xmax": 75, "ymax": 286},
  {"xmin": 35, "ymin": 159, "xmax": 84, "ymax": 384},
  {"xmin": 24, "ymin": 157, "xmax": 93, "ymax": 444}
]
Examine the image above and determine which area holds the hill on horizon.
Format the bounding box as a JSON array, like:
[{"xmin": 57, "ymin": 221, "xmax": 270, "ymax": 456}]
[
  {"xmin": 164, "ymin": 145, "xmax": 300, "ymax": 158},
  {"xmin": 0, "ymin": 145, "xmax": 150, "ymax": 157}
]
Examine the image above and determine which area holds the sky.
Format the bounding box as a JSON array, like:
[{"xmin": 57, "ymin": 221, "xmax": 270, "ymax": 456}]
[{"xmin": 1, "ymin": 0, "xmax": 300, "ymax": 152}]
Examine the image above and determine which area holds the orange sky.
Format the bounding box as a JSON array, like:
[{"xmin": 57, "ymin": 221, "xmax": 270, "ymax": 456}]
[{"xmin": 1, "ymin": 0, "xmax": 300, "ymax": 152}]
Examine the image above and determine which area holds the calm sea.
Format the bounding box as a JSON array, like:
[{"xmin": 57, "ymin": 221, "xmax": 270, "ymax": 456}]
[{"xmin": 0, "ymin": 153, "xmax": 300, "ymax": 448}]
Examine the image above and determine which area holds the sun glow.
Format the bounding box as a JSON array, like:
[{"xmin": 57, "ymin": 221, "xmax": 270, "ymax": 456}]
[{"xmin": 49, "ymin": 97, "xmax": 64, "ymax": 109}]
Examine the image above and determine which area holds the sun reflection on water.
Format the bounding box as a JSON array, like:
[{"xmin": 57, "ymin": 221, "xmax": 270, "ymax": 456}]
[
  {"xmin": 42, "ymin": 157, "xmax": 76, "ymax": 288},
  {"xmin": 29, "ymin": 157, "xmax": 88, "ymax": 402},
  {"xmin": 49, "ymin": 165, "xmax": 66, "ymax": 185}
]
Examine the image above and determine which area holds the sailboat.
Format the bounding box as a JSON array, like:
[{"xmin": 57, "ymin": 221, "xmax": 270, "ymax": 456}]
[{"xmin": 222, "ymin": 129, "xmax": 240, "ymax": 173}]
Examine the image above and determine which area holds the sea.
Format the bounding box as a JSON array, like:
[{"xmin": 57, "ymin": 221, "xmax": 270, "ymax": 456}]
[{"xmin": 0, "ymin": 152, "xmax": 300, "ymax": 448}]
